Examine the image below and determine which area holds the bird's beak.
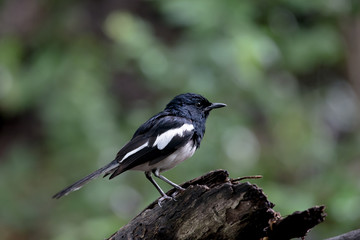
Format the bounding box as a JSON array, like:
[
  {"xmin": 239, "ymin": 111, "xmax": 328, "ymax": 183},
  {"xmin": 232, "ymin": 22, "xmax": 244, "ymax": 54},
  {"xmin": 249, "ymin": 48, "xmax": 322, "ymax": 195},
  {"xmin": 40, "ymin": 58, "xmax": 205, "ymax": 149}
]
[{"xmin": 205, "ymin": 103, "xmax": 227, "ymax": 111}]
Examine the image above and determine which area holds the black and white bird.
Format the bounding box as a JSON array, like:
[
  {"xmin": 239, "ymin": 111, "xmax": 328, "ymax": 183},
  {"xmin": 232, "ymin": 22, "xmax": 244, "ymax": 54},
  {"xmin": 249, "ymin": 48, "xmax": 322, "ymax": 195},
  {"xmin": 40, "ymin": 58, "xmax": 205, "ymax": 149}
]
[{"xmin": 53, "ymin": 93, "xmax": 226, "ymax": 203}]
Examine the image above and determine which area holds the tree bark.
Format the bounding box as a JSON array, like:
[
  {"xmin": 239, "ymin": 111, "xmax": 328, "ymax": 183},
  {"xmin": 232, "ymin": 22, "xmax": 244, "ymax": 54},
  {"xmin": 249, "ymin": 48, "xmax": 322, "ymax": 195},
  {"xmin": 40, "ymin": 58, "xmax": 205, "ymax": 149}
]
[
  {"xmin": 107, "ymin": 170, "xmax": 326, "ymax": 240},
  {"xmin": 326, "ymin": 229, "xmax": 360, "ymax": 240}
]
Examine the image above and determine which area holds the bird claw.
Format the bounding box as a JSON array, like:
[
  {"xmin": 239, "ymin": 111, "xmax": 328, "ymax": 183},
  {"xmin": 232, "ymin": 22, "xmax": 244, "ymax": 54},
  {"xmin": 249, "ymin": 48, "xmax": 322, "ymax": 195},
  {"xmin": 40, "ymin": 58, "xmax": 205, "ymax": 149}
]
[
  {"xmin": 177, "ymin": 186, "xmax": 185, "ymax": 191},
  {"xmin": 171, "ymin": 190, "xmax": 182, "ymax": 199},
  {"xmin": 157, "ymin": 187, "xmax": 187, "ymax": 207},
  {"xmin": 158, "ymin": 195, "xmax": 173, "ymax": 207}
]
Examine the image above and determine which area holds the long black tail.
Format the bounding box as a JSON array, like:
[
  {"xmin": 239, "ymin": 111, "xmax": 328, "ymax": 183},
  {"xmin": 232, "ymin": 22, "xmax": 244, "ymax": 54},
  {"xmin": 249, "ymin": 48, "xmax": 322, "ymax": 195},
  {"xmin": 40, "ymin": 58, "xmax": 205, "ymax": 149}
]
[{"xmin": 52, "ymin": 160, "xmax": 119, "ymax": 199}]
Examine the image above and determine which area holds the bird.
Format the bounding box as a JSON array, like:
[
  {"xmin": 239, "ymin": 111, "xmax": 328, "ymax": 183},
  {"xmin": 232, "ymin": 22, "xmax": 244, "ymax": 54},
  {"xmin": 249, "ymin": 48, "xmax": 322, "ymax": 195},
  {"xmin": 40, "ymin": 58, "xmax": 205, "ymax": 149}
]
[{"xmin": 52, "ymin": 93, "xmax": 226, "ymax": 204}]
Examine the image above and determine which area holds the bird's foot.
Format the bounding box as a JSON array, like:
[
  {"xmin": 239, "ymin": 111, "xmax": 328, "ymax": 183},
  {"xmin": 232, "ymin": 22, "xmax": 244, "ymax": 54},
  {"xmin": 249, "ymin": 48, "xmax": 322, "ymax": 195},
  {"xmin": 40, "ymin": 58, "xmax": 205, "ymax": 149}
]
[
  {"xmin": 157, "ymin": 187, "xmax": 187, "ymax": 207},
  {"xmin": 158, "ymin": 195, "xmax": 173, "ymax": 207},
  {"xmin": 171, "ymin": 186, "xmax": 185, "ymax": 198},
  {"xmin": 176, "ymin": 186, "xmax": 185, "ymax": 191}
]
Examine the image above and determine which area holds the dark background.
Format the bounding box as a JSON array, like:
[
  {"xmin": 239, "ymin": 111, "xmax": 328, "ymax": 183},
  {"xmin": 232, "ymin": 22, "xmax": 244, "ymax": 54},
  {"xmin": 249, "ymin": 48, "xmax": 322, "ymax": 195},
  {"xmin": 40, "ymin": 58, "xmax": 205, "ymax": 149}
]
[{"xmin": 0, "ymin": 0, "xmax": 359, "ymax": 239}]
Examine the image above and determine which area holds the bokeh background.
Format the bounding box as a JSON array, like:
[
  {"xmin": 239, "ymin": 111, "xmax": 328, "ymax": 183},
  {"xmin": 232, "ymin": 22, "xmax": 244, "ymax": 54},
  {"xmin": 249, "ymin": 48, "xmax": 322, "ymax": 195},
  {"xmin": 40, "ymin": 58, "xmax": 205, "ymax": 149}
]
[{"xmin": 0, "ymin": 0, "xmax": 359, "ymax": 239}]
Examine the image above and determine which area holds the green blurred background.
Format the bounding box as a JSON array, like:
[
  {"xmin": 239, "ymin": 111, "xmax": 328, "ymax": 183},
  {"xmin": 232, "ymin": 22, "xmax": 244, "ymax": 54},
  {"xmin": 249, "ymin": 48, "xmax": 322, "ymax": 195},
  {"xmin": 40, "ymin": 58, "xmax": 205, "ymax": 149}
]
[{"xmin": 0, "ymin": 0, "xmax": 359, "ymax": 239}]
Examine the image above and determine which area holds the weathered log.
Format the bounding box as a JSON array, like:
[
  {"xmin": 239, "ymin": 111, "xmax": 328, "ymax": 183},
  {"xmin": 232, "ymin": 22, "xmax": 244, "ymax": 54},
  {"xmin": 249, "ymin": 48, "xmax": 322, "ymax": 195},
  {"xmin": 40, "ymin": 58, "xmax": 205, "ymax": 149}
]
[
  {"xmin": 326, "ymin": 229, "xmax": 360, "ymax": 240},
  {"xmin": 107, "ymin": 170, "xmax": 326, "ymax": 240},
  {"xmin": 267, "ymin": 206, "xmax": 326, "ymax": 240}
]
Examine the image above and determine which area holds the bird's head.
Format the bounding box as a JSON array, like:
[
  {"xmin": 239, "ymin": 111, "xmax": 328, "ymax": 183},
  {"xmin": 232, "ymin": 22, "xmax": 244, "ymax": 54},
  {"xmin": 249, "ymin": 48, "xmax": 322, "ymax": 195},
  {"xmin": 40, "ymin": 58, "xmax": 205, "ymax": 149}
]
[{"xmin": 165, "ymin": 93, "xmax": 226, "ymax": 120}]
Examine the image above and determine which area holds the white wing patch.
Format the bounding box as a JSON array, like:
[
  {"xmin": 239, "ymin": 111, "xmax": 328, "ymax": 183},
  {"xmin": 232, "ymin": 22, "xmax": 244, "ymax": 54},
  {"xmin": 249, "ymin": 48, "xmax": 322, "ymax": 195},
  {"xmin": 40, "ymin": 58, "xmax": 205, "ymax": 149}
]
[
  {"xmin": 121, "ymin": 141, "xmax": 149, "ymax": 162},
  {"xmin": 153, "ymin": 123, "xmax": 194, "ymax": 150}
]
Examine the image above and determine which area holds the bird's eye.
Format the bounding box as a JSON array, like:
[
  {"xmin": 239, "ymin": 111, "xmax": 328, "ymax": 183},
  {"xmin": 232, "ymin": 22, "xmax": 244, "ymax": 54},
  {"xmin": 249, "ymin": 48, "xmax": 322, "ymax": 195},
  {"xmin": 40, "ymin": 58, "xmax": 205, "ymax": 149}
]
[{"xmin": 196, "ymin": 102, "xmax": 202, "ymax": 107}]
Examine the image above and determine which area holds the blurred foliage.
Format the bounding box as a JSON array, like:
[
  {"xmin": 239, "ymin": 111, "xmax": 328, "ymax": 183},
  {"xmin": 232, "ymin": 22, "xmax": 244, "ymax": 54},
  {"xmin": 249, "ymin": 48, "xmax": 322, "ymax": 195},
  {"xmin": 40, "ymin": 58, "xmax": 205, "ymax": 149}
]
[{"xmin": 0, "ymin": 0, "xmax": 359, "ymax": 239}]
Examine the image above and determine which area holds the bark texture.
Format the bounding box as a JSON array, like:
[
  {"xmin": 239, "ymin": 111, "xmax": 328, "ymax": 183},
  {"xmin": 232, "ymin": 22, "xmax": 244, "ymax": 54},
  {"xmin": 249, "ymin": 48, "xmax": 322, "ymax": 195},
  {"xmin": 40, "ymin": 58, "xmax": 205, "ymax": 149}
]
[
  {"xmin": 326, "ymin": 229, "xmax": 360, "ymax": 240},
  {"xmin": 107, "ymin": 170, "xmax": 326, "ymax": 240}
]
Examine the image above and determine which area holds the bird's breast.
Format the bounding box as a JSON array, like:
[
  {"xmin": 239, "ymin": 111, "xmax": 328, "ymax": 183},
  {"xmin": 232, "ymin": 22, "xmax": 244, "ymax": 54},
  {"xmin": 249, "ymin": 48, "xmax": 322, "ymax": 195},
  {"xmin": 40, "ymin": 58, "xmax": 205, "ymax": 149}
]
[{"xmin": 132, "ymin": 141, "xmax": 196, "ymax": 172}]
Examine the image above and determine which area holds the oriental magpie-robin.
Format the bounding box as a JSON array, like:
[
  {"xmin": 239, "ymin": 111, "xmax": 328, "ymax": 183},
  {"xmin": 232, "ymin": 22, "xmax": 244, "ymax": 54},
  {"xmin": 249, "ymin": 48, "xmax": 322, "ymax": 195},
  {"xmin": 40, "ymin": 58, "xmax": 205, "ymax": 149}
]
[{"xmin": 52, "ymin": 93, "xmax": 226, "ymax": 202}]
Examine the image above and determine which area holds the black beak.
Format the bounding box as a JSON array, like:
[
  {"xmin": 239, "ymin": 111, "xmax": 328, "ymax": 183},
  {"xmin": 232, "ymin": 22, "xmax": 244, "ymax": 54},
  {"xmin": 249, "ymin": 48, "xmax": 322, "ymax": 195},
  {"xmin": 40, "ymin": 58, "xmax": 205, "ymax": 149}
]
[{"xmin": 205, "ymin": 102, "xmax": 227, "ymax": 111}]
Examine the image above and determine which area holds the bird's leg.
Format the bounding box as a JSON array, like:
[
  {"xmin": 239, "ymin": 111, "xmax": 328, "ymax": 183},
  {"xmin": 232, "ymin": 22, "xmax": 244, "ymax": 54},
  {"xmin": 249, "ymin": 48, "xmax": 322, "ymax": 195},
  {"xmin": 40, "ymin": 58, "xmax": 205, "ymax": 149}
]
[
  {"xmin": 145, "ymin": 171, "xmax": 169, "ymax": 197},
  {"xmin": 145, "ymin": 171, "xmax": 172, "ymax": 207},
  {"xmin": 153, "ymin": 169, "xmax": 185, "ymax": 191}
]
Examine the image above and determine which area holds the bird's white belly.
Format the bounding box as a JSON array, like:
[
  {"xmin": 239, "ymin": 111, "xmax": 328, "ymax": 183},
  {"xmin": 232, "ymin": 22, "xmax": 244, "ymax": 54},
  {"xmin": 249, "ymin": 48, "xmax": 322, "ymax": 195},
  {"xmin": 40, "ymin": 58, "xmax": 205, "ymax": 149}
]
[{"xmin": 132, "ymin": 141, "xmax": 196, "ymax": 172}]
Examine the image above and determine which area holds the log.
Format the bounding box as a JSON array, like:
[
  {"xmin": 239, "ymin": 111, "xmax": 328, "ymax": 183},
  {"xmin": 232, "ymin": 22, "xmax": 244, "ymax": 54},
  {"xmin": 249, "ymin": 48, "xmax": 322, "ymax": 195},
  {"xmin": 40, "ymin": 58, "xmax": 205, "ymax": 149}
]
[
  {"xmin": 326, "ymin": 229, "xmax": 360, "ymax": 240},
  {"xmin": 107, "ymin": 170, "xmax": 326, "ymax": 240}
]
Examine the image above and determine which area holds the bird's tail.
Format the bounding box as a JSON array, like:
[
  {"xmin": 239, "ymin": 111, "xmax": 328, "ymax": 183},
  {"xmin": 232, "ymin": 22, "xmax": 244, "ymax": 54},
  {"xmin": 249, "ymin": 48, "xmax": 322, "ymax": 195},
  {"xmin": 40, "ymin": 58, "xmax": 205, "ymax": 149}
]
[{"xmin": 52, "ymin": 160, "xmax": 119, "ymax": 199}]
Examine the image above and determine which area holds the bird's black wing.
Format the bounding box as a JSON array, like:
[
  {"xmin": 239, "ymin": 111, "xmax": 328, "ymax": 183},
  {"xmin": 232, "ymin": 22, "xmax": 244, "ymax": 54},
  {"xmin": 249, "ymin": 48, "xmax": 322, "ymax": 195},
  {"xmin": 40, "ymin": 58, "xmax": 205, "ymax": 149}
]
[
  {"xmin": 131, "ymin": 111, "xmax": 171, "ymax": 138},
  {"xmin": 108, "ymin": 115, "xmax": 195, "ymax": 178}
]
